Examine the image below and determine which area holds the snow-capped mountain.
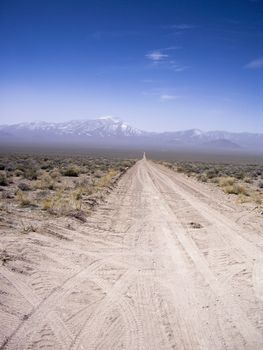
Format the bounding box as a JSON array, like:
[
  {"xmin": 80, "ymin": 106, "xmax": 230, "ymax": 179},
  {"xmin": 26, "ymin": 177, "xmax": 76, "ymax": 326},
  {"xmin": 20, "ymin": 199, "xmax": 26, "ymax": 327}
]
[
  {"xmin": 0, "ymin": 117, "xmax": 262, "ymax": 152},
  {"xmin": 0, "ymin": 116, "xmax": 144, "ymax": 138}
]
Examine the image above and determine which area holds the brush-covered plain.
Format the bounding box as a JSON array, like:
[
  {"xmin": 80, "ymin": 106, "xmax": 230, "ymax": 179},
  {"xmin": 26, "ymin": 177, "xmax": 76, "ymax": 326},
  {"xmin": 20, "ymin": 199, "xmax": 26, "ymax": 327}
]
[{"xmin": 0, "ymin": 153, "xmax": 136, "ymax": 223}]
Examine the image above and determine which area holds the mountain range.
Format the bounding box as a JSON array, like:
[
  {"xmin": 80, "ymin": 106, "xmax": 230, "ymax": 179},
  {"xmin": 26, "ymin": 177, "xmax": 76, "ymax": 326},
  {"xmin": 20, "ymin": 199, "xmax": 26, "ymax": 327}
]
[{"xmin": 0, "ymin": 116, "xmax": 262, "ymax": 153}]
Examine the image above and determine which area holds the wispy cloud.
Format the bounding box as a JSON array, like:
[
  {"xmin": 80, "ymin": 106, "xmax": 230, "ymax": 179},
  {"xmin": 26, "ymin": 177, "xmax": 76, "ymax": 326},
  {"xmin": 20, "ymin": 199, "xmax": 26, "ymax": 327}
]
[
  {"xmin": 245, "ymin": 58, "xmax": 263, "ymax": 69},
  {"xmin": 145, "ymin": 51, "xmax": 168, "ymax": 61},
  {"xmin": 161, "ymin": 46, "xmax": 181, "ymax": 51},
  {"xmin": 160, "ymin": 94, "xmax": 180, "ymax": 101},
  {"xmin": 142, "ymin": 89, "xmax": 182, "ymax": 102},
  {"xmin": 145, "ymin": 50, "xmax": 189, "ymax": 72},
  {"xmin": 173, "ymin": 66, "xmax": 190, "ymax": 72},
  {"xmin": 169, "ymin": 24, "xmax": 195, "ymax": 30},
  {"xmin": 168, "ymin": 60, "xmax": 190, "ymax": 72}
]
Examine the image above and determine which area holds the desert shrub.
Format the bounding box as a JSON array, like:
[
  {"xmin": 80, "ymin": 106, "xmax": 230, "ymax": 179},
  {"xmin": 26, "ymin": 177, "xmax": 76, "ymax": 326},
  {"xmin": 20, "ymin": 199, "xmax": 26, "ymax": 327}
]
[
  {"xmin": 72, "ymin": 188, "xmax": 83, "ymax": 201},
  {"xmin": 223, "ymin": 184, "xmax": 248, "ymax": 196},
  {"xmin": 238, "ymin": 193, "xmax": 251, "ymax": 204},
  {"xmin": 41, "ymin": 162, "xmax": 52, "ymax": 170},
  {"xmin": 34, "ymin": 173, "xmax": 55, "ymax": 190},
  {"xmin": 197, "ymin": 174, "xmax": 207, "ymax": 182},
  {"xmin": 16, "ymin": 190, "xmax": 33, "ymax": 207},
  {"xmin": 252, "ymin": 193, "xmax": 263, "ymax": 205},
  {"xmin": 49, "ymin": 169, "xmax": 60, "ymax": 179},
  {"xmin": 210, "ymin": 177, "xmax": 219, "ymax": 184},
  {"xmin": 14, "ymin": 169, "xmax": 23, "ymax": 177},
  {"xmin": 5, "ymin": 163, "xmax": 15, "ymax": 172},
  {"xmin": 62, "ymin": 166, "xmax": 80, "ymax": 177},
  {"xmin": 0, "ymin": 174, "xmax": 8, "ymax": 186},
  {"xmin": 251, "ymin": 171, "xmax": 259, "ymax": 179},
  {"xmin": 258, "ymin": 181, "xmax": 263, "ymax": 189},
  {"xmin": 177, "ymin": 166, "xmax": 184, "ymax": 173},
  {"xmin": 0, "ymin": 164, "xmax": 5, "ymax": 170},
  {"xmin": 23, "ymin": 168, "xmax": 38, "ymax": 180},
  {"xmin": 42, "ymin": 198, "xmax": 53, "ymax": 211},
  {"xmin": 69, "ymin": 188, "xmax": 84, "ymax": 210},
  {"xmin": 206, "ymin": 168, "xmax": 218, "ymax": 179},
  {"xmin": 233, "ymin": 171, "xmax": 245, "ymax": 180},
  {"xmin": 218, "ymin": 177, "xmax": 235, "ymax": 187},
  {"xmin": 85, "ymin": 186, "xmax": 95, "ymax": 195},
  {"xmin": 18, "ymin": 182, "xmax": 31, "ymax": 191},
  {"xmin": 41, "ymin": 190, "xmax": 64, "ymax": 212},
  {"xmin": 94, "ymin": 170, "xmax": 103, "ymax": 178},
  {"xmin": 1, "ymin": 190, "xmax": 14, "ymax": 199},
  {"xmin": 96, "ymin": 170, "xmax": 118, "ymax": 188},
  {"xmin": 244, "ymin": 177, "xmax": 252, "ymax": 184}
]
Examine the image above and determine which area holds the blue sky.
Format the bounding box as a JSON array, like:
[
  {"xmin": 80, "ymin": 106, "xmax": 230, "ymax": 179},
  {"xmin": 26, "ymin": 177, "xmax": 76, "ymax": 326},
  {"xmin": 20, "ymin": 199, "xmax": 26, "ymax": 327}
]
[{"xmin": 0, "ymin": 0, "xmax": 262, "ymax": 132}]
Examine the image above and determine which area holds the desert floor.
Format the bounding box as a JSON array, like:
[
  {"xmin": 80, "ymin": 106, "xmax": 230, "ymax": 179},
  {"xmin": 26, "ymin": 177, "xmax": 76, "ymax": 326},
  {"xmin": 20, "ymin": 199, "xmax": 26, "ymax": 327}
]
[{"xmin": 1, "ymin": 158, "xmax": 263, "ymax": 349}]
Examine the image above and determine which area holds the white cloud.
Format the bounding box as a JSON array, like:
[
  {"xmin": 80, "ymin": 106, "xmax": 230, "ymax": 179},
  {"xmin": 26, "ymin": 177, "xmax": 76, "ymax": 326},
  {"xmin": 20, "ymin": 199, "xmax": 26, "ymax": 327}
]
[
  {"xmin": 173, "ymin": 66, "xmax": 189, "ymax": 72},
  {"xmin": 146, "ymin": 51, "xmax": 168, "ymax": 61},
  {"xmin": 162, "ymin": 46, "xmax": 181, "ymax": 51},
  {"xmin": 160, "ymin": 94, "xmax": 180, "ymax": 101},
  {"xmin": 245, "ymin": 58, "xmax": 263, "ymax": 69}
]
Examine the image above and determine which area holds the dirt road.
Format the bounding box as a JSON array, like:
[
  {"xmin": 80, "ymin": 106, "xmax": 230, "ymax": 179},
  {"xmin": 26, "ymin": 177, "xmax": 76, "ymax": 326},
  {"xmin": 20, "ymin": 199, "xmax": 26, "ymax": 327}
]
[{"xmin": 1, "ymin": 158, "xmax": 263, "ymax": 349}]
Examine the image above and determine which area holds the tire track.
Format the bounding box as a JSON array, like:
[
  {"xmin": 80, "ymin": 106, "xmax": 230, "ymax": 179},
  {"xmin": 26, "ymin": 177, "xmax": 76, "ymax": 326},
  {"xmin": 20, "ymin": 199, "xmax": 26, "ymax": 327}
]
[
  {"xmin": 70, "ymin": 268, "xmax": 143, "ymax": 350},
  {"xmin": 146, "ymin": 161, "xmax": 263, "ymax": 348},
  {"xmin": 1, "ymin": 260, "xmax": 104, "ymax": 350}
]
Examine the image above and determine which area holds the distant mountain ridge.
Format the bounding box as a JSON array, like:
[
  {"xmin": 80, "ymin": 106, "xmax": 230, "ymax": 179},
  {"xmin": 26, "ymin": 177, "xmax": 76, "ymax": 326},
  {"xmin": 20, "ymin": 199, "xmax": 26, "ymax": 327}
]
[
  {"xmin": 0, "ymin": 117, "xmax": 144, "ymax": 138},
  {"xmin": 0, "ymin": 117, "xmax": 262, "ymax": 152}
]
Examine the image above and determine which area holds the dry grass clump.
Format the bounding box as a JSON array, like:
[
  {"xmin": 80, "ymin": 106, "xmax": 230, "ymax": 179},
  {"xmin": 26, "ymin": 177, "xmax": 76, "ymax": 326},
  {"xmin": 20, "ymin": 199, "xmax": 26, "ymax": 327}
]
[
  {"xmin": 16, "ymin": 190, "xmax": 34, "ymax": 207},
  {"xmin": 41, "ymin": 190, "xmax": 64, "ymax": 212},
  {"xmin": 21, "ymin": 221, "xmax": 37, "ymax": 234},
  {"xmin": 223, "ymin": 184, "xmax": 248, "ymax": 195},
  {"xmin": 218, "ymin": 177, "xmax": 235, "ymax": 187},
  {"xmin": 33, "ymin": 173, "xmax": 55, "ymax": 190},
  {"xmin": 41, "ymin": 188, "xmax": 83, "ymax": 213},
  {"xmin": 95, "ymin": 169, "xmax": 118, "ymax": 188},
  {"xmin": 252, "ymin": 193, "xmax": 263, "ymax": 205},
  {"xmin": 49, "ymin": 169, "xmax": 61, "ymax": 180}
]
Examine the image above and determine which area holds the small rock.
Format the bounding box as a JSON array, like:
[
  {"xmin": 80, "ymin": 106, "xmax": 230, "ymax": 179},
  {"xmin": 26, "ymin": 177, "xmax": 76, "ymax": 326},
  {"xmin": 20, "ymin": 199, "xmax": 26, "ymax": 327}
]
[{"xmin": 189, "ymin": 222, "xmax": 203, "ymax": 229}]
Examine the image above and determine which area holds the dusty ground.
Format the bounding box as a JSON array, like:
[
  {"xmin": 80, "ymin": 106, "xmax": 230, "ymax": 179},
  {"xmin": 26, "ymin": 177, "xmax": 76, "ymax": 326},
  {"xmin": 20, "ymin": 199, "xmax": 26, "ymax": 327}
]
[{"xmin": 1, "ymin": 157, "xmax": 263, "ymax": 349}]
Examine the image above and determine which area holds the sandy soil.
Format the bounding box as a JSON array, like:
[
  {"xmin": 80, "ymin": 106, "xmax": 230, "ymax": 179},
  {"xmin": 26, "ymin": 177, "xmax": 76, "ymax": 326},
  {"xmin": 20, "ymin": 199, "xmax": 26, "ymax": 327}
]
[{"xmin": 1, "ymin": 157, "xmax": 263, "ymax": 349}]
